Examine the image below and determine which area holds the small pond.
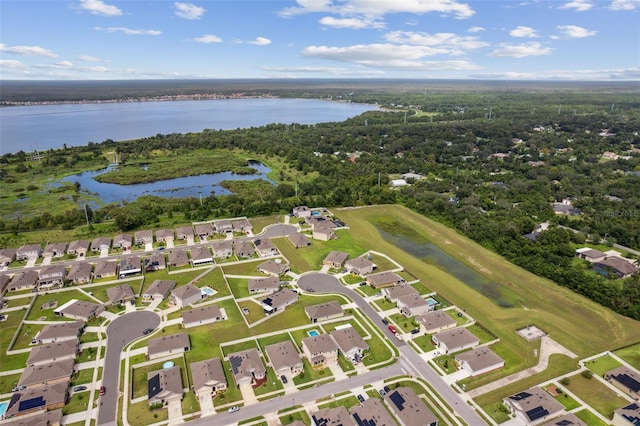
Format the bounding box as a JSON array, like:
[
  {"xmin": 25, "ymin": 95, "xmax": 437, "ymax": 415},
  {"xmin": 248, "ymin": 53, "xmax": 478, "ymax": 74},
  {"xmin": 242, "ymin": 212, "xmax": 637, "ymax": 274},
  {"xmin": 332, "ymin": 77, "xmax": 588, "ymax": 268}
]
[{"xmin": 61, "ymin": 161, "xmax": 275, "ymax": 205}]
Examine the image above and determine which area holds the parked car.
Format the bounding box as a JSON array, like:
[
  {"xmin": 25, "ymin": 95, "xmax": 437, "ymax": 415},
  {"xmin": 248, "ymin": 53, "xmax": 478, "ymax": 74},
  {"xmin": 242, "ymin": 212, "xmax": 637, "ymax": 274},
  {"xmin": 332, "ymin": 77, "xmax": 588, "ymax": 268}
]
[
  {"xmin": 357, "ymin": 394, "xmax": 365, "ymax": 403},
  {"xmin": 228, "ymin": 406, "xmax": 239, "ymax": 413},
  {"xmin": 99, "ymin": 386, "xmax": 106, "ymax": 396},
  {"xmin": 411, "ymin": 328, "xmax": 420, "ymax": 335},
  {"xmin": 143, "ymin": 328, "xmax": 154, "ymax": 335},
  {"xmin": 387, "ymin": 324, "xmax": 397, "ymax": 334},
  {"xmin": 381, "ymin": 318, "xmax": 389, "ymax": 325},
  {"xmin": 281, "ymin": 375, "xmax": 288, "ymax": 384},
  {"xmin": 379, "ymin": 389, "xmax": 387, "ymax": 397},
  {"xmin": 383, "ymin": 385, "xmax": 391, "ymax": 393},
  {"xmin": 73, "ymin": 386, "xmax": 87, "ymax": 392}
]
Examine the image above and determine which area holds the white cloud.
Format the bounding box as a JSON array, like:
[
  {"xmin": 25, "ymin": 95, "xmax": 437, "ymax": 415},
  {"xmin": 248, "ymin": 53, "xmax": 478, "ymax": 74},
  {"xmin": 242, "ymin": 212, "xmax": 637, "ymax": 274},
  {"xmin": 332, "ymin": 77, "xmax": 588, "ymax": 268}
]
[
  {"xmin": 95, "ymin": 27, "xmax": 161, "ymax": 36},
  {"xmin": 280, "ymin": 0, "xmax": 475, "ymax": 19},
  {"xmin": 609, "ymin": 0, "xmax": 640, "ymax": 10},
  {"xmin": 0, "ymin": 59, "xmax": 25, "ymax": 69},
  {"xmin": 319, "ymin": 16, "xmax": 385, "ymax": 29},
  {"xmin": 193, "ymin": 34, "xmax": 223, "ymax": 44},
  {"xmin": 261, "ymin": 65, "xmax": 385, "ymax": 76},
  {"xmin": 174, "ymin": 2, "xmax": 206, "ymax": 19},
  {"xmin": 509, "ymin": 26, "xmax": 538, "ymax": 38},
  {"xmin": 76, "ymin": 0, "xmax": 122, "ymax": 16},
  {"xmin": 468, "ymin": 26, "xmax": 485, "ymax": 33},
  {"xmin": 77, "ymin": 55, "xmax": 101, "ymax": 62},
  {"xmin": 384, "ymin": 30, "xmax": 488, "ymax": 51},
  {"xmin": 0, "ymin": 43, "xmax": 58, "ymax": 57},
  {"xmin": 301, "ymin": 43, "xmax": 481, "ymax": 70},
  {"xmin": 489, "ymin": 42, "xmax": 552, "ymax": 58},
  {"xmin": 247, "ymin": 37, "xmax": 272, "ymax": 46},
  {"xmin": 472, "ymin": 67, "xmax": 640, "ymax": 80},
  {"xmin": 557, "ymin": 25, "xmax": 597, "ymax": 38},
  {"xmin": 559, "ymin": 0, "xmax": 593, "ymax": 11}
]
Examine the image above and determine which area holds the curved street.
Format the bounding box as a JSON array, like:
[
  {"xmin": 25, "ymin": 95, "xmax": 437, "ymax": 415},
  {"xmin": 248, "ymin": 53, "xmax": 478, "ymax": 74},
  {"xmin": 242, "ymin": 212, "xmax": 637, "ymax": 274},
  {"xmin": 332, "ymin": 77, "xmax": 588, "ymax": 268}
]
[{"xmin": 97, "ymin": 310, "xmax": 161, "ymax": 426}]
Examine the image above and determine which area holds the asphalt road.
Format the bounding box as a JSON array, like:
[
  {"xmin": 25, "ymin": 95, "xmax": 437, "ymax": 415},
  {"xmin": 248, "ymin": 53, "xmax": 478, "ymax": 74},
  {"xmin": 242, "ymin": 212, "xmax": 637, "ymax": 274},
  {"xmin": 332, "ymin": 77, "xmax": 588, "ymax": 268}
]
[{"xmin": 96, "ymin": 310, "xmax": 161, "ymax": 426}]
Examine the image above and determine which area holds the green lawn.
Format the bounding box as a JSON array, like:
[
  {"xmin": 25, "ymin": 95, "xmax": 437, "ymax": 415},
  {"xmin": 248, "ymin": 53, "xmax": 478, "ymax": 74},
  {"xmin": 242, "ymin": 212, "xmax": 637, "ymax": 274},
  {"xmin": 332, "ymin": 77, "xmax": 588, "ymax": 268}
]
[
  {"xmin": 466, "ymin": 323, "xmax": 498, "ymax": 344},
  {"xmin": 140, "ymin": 268, "xmax": 205, "ymax": 293},
  {"xmin": 412, "ymin": 334, "xmax": 435, "ymax": 351},
  {"xmin": 280, "ymin": 410, "xmax": 311, "ymax": 425},
  {"xmin": 70, "ymin": 368, "xmax": 96, "ymax": 387},
  {"xmin": 373, "ymin": 298, "xmax": 396, "ymax": 311},
  {"xmin": 389, "ymin": 313, "xmax": 416, "ymax": 333},
  {"xmin": 0, "ymin": 373, "xmax": 22, "ymax": 394},
  {"xmin": 62, "ymin": 392, "xmax": 91, "ymax": 415},
  {"xmin": 574, "ymin": 409, "xmax": 610, "ymax": 426},
  {"xmin": 227, "ymin": 277, "xmax": 251, "ymax": 299},
  {"xmin": 614, "ymin": 343, "xmax": 640, "ymax": 370},
  {"xmin": 222, "ymin": 260, "xmax": 269, "ymax": 276},
  {"xmin": 128, "ymin": 400, "xmax": 168, "ymax": 426},
  {"xmin": 563, "ymin": 373, "xmax": 629, "ymax": 419},
  {"xmin": 293, "ymin": 358, "xmax": 334, "ymax": 385},
  {"xmin": 222, "ymin": 339, "xmax": 259, "ymax": 357},
  {"xmin": 458, "ymin": 341, "xmax": 532, "ymax": 390},
  {"xmin": 317, "ymin": 395, "xmax": 360, "ymax": 411},
  {"xmin": 410, "ymin": 281, "xmax": 432, "ymax": 294},
  {"xmin": 27, "ymin": 290, "xmax": 88, "ymax": 321},
  {"xmin": 254, "ymin": 367, "xmax": 284, "ymax": 396},
  {"xmin": 585, "ymin": 355, "xmax": 623, "ymax": 376},
  {"xmin": 446, "ymin": 308, "xmax": 471, "ymax": 326},
  {"xmin": 12, "ymin": 323, "xmax": 44, "ymax": 349},
  {"xmin": 433, "ymin": 353, "xmax": 458, "ymax": 374}
]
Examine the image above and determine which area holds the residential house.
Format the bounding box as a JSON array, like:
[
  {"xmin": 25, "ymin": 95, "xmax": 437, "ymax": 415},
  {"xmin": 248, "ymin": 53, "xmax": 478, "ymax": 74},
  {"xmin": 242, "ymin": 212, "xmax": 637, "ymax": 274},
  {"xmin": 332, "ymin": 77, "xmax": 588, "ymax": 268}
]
[
  {"xmin": 212, "ymin": 240, "xmax": 233, "ymax": 258},
  {"xmin": 593, "ymin": 257, "xmax": 638, "ymax": 279},
  {"xmin": 235, "ymin": 240, "xmax": 255, "ymax": 258},
  {"xmin": 119, "ymin": 256, "xmax": 142, "ymax": 277},
  {"xmin": 190, "ymin": 247, "xmax": 213, "ymax": 265},
  {"xmin": 171, "ymin": 284, "xmax": 202, "ymax": 308},
  {"xmin": 293, "ymin": 206, "xmax": 312, "ymax": 219},
  {"xmin": 503, "ymin": 387, "xmax": 565, "ymax": 425},
  {"xmin": 366, "ymin": 271, "xmax": 405, "ymax": 289},
  {"xmin": 17, "ymin": 358, "xmax": 74, "ymax": 389},
  {"xmin": 43, "ymin": 243, "xmax": 67, "ymax": 258},
  {"xmin": 416, "ymin": 311, "xmax": 457, "ymax": 334},
  {"xmin": 147, "ymin": 333, "xmax": 191, "ymax": 360},
  {"xmin": 345, "ymin": 257, "xmax": 375, "ymax": 276},
  {"xmin": 54, "ymin": 299, "xmax": 104, "ymax": 321},
  {"xmin": 455, "ymin": 347, "xmax": 505, "ymax": 376},
  {"xmin": 0, "ymin": 274, "xmax": 10, "ymax": 293},
  {"xmin": 383, "ymin": 284, "xmax": 419, "ymax": 303},
  {"xmin": 213, "ymin": 219, "xmax": 233, "ymax": 234},
  {"xmin": 261, "ymin": 289, "xmax": 298, "ymax": 313},
  {"xmin": 398, "ymin": 294, "xmax": 433, "ymax": 317},
  {"xmin": 288, "ymin": 232, "xmax": 311, "ymax": 248},
  {"xmin": 16, "ymin": 244, "xmax": 42, "ymax": 260},
  {"xmin": 310, "ymin": 406, "xmax": 355, "ymax": 426},
  {"xmin": 194, "ymin": 223, "xmax": 214, "ymax": 239},
  {"xmin": 33, "ymin": 321, "xmax": 84, "ymax": 344},
  {"xmin": 106, "ymin": 285, "xmax": 136, "ymax": 305},
  {"xmin": 542, "ymin": 413, "xmax": 588, "ymax": 426},
  {"xmin": 155, "ymin": 229, "xmax": 174, "ymax": 244},
  {"xmin": 605, "ymin": 366, "xmax": 640, "ymax": 399},
  {"xmin": 134, "ymin": 230, "xmax": 154, "ymax": 245},
  {"xmin": 350, "ymin": 398, "xmax": 396, "ymax": 426},
  {"xmin": 190, "ymin": 358, "xmax": 227, "ymax": 395},
  {"xmin": 385, "ymin": 387, "xmax": 439, "ymax": 426},
  {"xmin": 248, "ymin": 276, "xmax": 280, "ymax": 294},
  {"xmin": 8, "ymin": 270, "xmax": 39, "ymax": 292},
  {"xmin": 176, "ymin": 226, "xmax": 194, "ymax": 240},
  {"xmin": 301, "ymin": 334, "xmax": 339, "ymax": 367},
  {"xmin": 232, "ymin": 218, "xmax": 253, "ymax": 234},
  {"xmin": 613, "ymin": 403, "xmax": 640, "ymax": 426},
  {"xmin": 228, "ymin": 348, "xmax": 266, "ymax": 387},
  {"xmin": 144, "ymin": 252, "xmax": 166, "ymax": 272},
  {"xmin": 432, "ymin": 328, "xmax": 479, "ymax": 354},
  {"xmin": 575, "ymin": 248, "xmax": 607, "ymax": 263},
  {"xmin": 182, "ymin": 305, "xmax": 226, "ymax": 328},
  {"xmin": 253, "ymin": 238, "xmax": 278, "ymax": 257},
  {"xmin": 147, "ymin": 366, "xmax": 183, "ymax": 406},
  {"xmin": 305, "ymin": 301, "xmax": 344, "ymax": 323},
  {"xmin": 390, "ymin": 179, "xmax": 408, "ymax": 187},
  {"xmin": 330, "ymin": 326, "xmax": 369, "ymax": 361},
  {"xmin": 323, "ymin": 251, "xmax": 349, "ymax": 269},
  {"xmin": 257, "ymin": 260, "xmax": 290, "ymax": 277},
  {"xmin": 312, "ymin": 222, "xmax": 336, "ymax": 241},
  {"xmin": 264, "ymin": 341, "xmax": 303, "ymax": 377},
  {"xmin": 37, "ymin": 265, "xmax": 67, "ymax": 290},
  {"xmin": 94, "ymin": 260, "xmax": 117, "ymax": 279},
  {"xmin": 3, "ymin": 382, "xmax": 68, "ymax": 419},
  {"xmin": 0, "ymin": 248, "xmax": 16, "ymax": 266},
  {"xmin": 143, "ymin": 280, "xmax": 176, "ymax": 301},
  {"xmin": 67, "ymin": 240, "xmax": 90, "ymax": 257},
  {"xmin": 91, "ymin": 237, "xmax": 111, "ymax": 253},
  {"xmin": 112, "ymin": 233, "xmax": 133, "ymax": 250},
  {"xmin": 27, "ymin": 339, "xmax": 78, "ymax": 367},
  {"xmin": 167, "ymin": 250, "xmax": 190, "ymax": 268},
  {"xmin": 552, "ymin": 199, "xmax": 580, "ymax": 216}
]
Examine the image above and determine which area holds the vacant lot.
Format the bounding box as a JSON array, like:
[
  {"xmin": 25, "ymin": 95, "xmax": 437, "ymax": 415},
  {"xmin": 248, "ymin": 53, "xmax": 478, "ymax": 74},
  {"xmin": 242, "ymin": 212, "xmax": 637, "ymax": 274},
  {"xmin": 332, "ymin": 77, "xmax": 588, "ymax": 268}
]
[{"xmin": 565, "ymin": 373, "xmax": 629, "ymax": 419}]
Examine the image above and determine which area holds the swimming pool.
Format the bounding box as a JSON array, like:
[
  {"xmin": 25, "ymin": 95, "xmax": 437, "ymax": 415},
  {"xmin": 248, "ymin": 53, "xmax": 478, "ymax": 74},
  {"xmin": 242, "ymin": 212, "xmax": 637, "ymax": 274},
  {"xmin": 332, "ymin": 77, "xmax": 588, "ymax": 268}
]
[
  {"xmin": 0, "ymin": 401, "xmax": 9, "ymax": 419},
  {"xmin": 308, "ymin": 330, "xmax": 319, "ymax": 337},
  {"xmin": 200, "ymin": 286, "xmax": 216, "ymax": 296},
  {"xmin": 426, "ymin": 297, "xmax": 439, "ymax": 307}
]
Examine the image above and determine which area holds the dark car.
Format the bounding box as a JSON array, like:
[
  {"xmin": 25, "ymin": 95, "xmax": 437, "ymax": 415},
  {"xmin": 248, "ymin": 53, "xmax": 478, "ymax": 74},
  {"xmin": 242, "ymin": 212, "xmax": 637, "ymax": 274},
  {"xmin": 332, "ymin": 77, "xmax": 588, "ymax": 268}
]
[
  {"xmin": 383, "ymin": 385, "xmax": 391, "ymax": 393},
  {"xmin": 73, "ymin": 385, "xmax": 87, "ymax": 392},
  {"xmin": 411, "ymin": 328, "xmax": 420, "ymax": 335},
  {"xmin": 99, "ymin": 386, "xmax": 106, "ymax": 396},
  {"xmin": 281, "ymin": 375, "xmax": 288, "ymax": 384},
  {"xmin": 381, "ymin": 318, "xmax": 389, "ymax": 325},
  {"xmin": 143, "ymin": 328, "xmax": 154, "ymax": 335},
  {"xmin": 357, "ymin": 394, "xmax": 365, "ymax": 403}
]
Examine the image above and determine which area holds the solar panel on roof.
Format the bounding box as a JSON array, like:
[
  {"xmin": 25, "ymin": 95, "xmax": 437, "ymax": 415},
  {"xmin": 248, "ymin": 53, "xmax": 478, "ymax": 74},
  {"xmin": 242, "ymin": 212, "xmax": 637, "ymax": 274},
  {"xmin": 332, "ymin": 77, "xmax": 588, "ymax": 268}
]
[
  {"xmin": 18, "ymin": 396, "xmax": 46, "ymax": 411},
  {"xmin": 148, "ymin": 374, "xmax": 161, "ymax": 399},
  {"xmin": 556, "ymin": 420, "xmax": 573, "ymax": 426},
  {"xmin": 614, "ymin": 374, "xmax": 640, "ymax": 392},
  {"xmin": 230, "ymin": 356, "xmax": 242, "ymax": 374},
  {"xmin": 263, "ymin": 298, "xmax": 273, "ymax": 306},
  {"xmin": 526, "ymin": 406, "xmax": 550, "ymax": 421},
  {"xmin": 510, "ymin": 391, "xmax": 532, "ymax": 401},
  {"xmin": 389, "ymin": 391, "xmax": 406, "ymax": 410},
  {"xmin": 353, "ymin": 413, "xmax": 377, "ymax": 426}
]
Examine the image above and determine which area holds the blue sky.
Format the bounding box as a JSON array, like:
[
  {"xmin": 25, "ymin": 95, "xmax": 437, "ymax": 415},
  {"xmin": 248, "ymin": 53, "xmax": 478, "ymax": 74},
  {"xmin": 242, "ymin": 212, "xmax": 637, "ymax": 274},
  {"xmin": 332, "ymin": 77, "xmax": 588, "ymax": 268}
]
[{"xmin": 1, "ymin": 0, "xmax": 639, "ymax": 80}]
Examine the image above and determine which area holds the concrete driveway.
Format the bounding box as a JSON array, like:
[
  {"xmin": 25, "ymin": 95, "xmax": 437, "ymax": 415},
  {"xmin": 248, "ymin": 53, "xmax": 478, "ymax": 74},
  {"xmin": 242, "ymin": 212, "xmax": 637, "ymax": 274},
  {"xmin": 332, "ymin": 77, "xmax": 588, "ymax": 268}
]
[
  {"xmin": 167, "ymin": 398, "xmax": 183, "ymax": 424},
  {"xmin": 197, "ymin": 391, "xmax": 216, "ymax": 416}
]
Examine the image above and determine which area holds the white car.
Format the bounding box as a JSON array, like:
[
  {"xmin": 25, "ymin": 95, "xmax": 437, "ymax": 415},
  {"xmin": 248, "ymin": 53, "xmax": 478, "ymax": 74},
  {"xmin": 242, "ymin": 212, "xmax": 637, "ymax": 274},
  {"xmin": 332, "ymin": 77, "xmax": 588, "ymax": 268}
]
[{"xmin": 228, "ymin": 406, "xmax": 239, "ymax": 413}]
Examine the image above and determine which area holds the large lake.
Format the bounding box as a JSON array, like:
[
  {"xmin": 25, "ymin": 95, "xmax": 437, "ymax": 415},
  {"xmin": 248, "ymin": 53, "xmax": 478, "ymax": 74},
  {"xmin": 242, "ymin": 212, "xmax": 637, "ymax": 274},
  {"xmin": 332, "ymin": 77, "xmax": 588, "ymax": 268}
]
[{"xmin": 0, "ymin": 98, "xmax": 377, "ymax": 155}]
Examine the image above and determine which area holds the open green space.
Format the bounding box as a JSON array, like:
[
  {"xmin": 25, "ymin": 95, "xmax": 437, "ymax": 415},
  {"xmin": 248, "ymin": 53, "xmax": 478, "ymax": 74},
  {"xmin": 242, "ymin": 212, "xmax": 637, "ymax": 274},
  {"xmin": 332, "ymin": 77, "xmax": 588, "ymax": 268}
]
[
  {"xmin": 373, "ymin": 298, "xmax": 395, "ymax": 311},
  {"xmin": 70, "ymin": 368, "xmax": 96, "ymax": 387},
  {"xmin": 279, "ymin": 410, "xmax": 311, "ymax": 425},
  {"xmin": 222, "ymin": 339, "xmax": 259, "ymax": 357},
  {"xmin": 410, "ymin": 281, "xmax": 432, "ymax": 295},
  {"xmin": 574, "ymin": 409, "xmax": 609, "ymax": 426},
  {"xmin": 227, "ymin": 277, "xmax": 251, "ymax": 299},
  {"xmin": 62, "ymin": 392, "xmax": 92, "ymax": 415},
  {"xmin": 12, "ymin": 323, "xmax": 44, "ymax": 350},
  {"xmin": 585, "ymin": 355, "xmax": 623, "ymax": 376},
  {"xmin": 614, "ymin": 343, "xmax": 640, "ymax": 370},
  {"xmin": 27, "ymin": 289, "xmax": 88, "ymax": 321},
  {"xmin": 222, "ymin": 259, "xmax": 269, "ymax": 276},
  {"xmin": 128, "ymin": 400, "xmax": 168, "ymax": 426},
  {"xmin": 564, "ymin": 373, "xmax": 629, "ymax": 419},
  {"xmin": 0, "ymin": 372, "xmax": 22, "ymax": 394},
  {"xmin": 0, "ymin": 310, "xmax": 25, "ymax": 355}
]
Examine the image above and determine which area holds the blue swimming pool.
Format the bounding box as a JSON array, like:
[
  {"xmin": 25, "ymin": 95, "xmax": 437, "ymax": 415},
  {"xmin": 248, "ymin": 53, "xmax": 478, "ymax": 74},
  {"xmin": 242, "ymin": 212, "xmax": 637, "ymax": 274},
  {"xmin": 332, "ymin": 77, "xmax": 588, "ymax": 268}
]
[
  {"xmin": 201, "ymin": 286, "xmax": 215, "ymax": 296},
  {"xmin": 426, "ymin": 297, "xmax": 439, "ymax": 306},
  {"xmin": 0, "ymin": 401, "xmax": 9, "ymax": 419},
  {"xmin": 308, "ymin": 330, "xmax": 319, "ymax": 337}
]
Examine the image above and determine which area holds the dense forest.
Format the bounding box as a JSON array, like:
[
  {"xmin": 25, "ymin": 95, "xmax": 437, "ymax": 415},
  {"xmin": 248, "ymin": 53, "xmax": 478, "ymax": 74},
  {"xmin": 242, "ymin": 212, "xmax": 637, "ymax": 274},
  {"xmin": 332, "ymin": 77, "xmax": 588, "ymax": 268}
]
[{"xmin": 1, "ymin": 84, "xmax": 639, "ymax": 319}]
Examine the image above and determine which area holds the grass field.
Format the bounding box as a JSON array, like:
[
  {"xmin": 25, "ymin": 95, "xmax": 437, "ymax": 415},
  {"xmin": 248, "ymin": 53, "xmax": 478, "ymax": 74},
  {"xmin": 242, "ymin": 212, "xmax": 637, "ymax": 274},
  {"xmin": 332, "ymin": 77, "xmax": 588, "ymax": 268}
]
[
  {"xmin": 585, "ymin": 355, "xmax": 623, "ymax": 376},
  {"xmin": 614, "ymin": 343, "xmax": 640, "ymax": 370},
  {"xmin": 564, "ymin": 373, "xmax": 629, "ymax": 419}
]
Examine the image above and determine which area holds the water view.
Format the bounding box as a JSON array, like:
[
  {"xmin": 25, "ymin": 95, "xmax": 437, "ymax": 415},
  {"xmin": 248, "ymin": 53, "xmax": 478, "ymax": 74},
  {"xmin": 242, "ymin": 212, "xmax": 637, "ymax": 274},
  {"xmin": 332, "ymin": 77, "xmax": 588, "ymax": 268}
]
[
  {"xmin": 377, "ymin": 228, "xmax": 516, "ymax": 307},
  {"xmin": 0, "ymin": 98, "xmax": 377, "ymax": 155},
  {"xmin": 61, "ymin": 161, "xmax": 275, "ymax": 205}
]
